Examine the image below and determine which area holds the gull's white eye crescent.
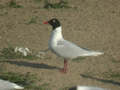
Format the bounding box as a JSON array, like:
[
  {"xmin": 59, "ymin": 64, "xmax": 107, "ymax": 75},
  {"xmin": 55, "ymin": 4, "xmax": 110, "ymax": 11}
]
[{"xmin": 53, "ymin": 20, "xmax": 55, "ymax": 23}]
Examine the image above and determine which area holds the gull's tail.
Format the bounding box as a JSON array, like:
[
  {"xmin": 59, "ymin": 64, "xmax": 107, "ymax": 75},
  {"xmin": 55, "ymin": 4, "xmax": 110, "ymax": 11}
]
[
  {"xmin": 89, "ymin": 51, "xmax": 104, "ymax": 56},
  {"xmin": 82, "ymin": 51, "xmax": 104, "ymax": 56}
]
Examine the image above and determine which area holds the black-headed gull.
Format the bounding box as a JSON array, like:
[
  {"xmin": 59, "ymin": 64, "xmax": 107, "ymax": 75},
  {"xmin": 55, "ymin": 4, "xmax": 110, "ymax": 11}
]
[
  {"xmin": 44, "ymin": 18, "xmax": 103, "ymax": 73},
  {"xmin": 0, "ymin": 79, "xmax": 24, "ymax": 90}
]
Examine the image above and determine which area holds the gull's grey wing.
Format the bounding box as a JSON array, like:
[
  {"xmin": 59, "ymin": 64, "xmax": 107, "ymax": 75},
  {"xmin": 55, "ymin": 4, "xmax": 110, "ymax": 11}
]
[
  {"xmin": 53, "ymin": 40, "xmax": 93, "ymax": 58},
  {"xmin": 77, "ymin": 86, "xmax": 106, "ymax": 90}
]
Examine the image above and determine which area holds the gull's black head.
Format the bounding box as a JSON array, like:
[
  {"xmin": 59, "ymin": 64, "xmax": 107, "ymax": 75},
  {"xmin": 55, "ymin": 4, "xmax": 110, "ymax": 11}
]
[{"xmin": 44, "ymin": 18, "xmax": 61, "ymax": 30}]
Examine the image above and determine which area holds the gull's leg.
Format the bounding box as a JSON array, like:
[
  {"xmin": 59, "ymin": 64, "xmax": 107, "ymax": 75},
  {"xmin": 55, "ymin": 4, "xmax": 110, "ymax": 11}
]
[{"xmin": 60, "ymin": 59, "xmax": 68, "ymax": 73}]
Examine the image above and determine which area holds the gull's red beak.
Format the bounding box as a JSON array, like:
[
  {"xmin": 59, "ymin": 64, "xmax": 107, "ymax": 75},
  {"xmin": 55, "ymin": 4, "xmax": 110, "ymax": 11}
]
[{"xmin": 43, "ymin": 21, "xmax": 48, "ymax": 24}]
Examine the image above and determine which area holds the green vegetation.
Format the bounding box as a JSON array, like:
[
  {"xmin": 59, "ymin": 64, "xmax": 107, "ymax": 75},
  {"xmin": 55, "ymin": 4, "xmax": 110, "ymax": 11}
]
[
  {"xmin": 59, "ymin": 87, "xmax": 69, "ymax": 90},
  {"xmin": 27, "ymin": 16, "xmax": 38, "ymax": 24},
  {"xmin": 0, "ymin": 70, "xmax": 50, "ymax": 90},
  {"xmin": 110, "ymin": 72, "xmax": 120, "ymax": 78},
  {"xmin": 44, "ymin": 0, "xmax": 71, "ymax": 9},
  {"xmin": 0, "ymin": 72, "xmax": 35, "ymax": 86},
  {"xmin": 110, "ymin": 55, "xmax": 119, "ymax": 63},
  {"xmin": 34, "ymin": 0, "xmax": 42, "ymax": 3},
  {"xmin": 0, "ymin": 0, "xmax": 72, "ymax": 9},
  {"xmin": 0, "ymin": 4, "xmax": 5, "ymax": 9},
  {"xmin": 0, "ymin": 12, "xmax": 8, "ymax": 16},
  {"xmin": 82, "ymin": 70, "xmax": 120, "ymax": 81},
  {"xmin": 103, "ymin": 71, "xmax": 120, "ymax": 79},
  {"xmin": 8, "ymin": 0, "xmax": 23, "ymax": 8},
  {"xmin": 0, "ymin": 46, "xmax": 21, "ymax": 59},
  {"xmin": 0, "ymin": 46, "xmax": 38, "ymax": 60},
  {"xmin": 25, "ymin": 83, "xmax": 50, "ymax": 90}
]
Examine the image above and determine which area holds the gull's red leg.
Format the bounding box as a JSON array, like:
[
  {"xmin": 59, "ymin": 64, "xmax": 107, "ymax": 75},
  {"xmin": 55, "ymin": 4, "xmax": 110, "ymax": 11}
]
[{"xmin": 60, "ymin": 59, "xmax": 68, "ymax": 73}]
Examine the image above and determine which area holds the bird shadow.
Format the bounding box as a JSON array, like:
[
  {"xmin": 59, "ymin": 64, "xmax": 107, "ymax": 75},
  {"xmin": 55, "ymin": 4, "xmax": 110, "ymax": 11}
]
[
  {"xmin": 6, "ymin": 60, "xmax": 60, "ymax": 70},
  {"xmin": 80, "ymin": 74, "xmax": 120, "ymax": 86}
]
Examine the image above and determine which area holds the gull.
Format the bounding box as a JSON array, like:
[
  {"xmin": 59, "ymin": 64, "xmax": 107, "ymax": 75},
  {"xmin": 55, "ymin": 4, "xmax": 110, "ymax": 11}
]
[
  {"xmin": 0, "ymin": 79, "xmax": 24, "ymax": 90},
  {"xmin": 14, "ymin": 47, "xmax": 31, "ymax": 56},
  {"xmin": 43, "ymin": 18, "xmax": 103, "ymax": 73},
  {"xmin": 70, "ymin": 86, "xmax": 107, "ymax": 90}
]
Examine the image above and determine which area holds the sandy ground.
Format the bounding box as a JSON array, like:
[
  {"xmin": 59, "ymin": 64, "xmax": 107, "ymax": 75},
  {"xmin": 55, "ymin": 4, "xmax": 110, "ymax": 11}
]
[{"xmin": 0, "ymin": 0, "xmax": 120, "ymax": 90}]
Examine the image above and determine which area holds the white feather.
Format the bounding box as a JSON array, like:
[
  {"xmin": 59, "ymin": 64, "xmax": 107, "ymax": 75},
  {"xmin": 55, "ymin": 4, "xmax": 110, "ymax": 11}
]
[
  {"xmin": 14, "ymin": 47, "xmax": 31, "ymax": 56},
  {"xmin": 49, "ymin": 26, "xmax": 104, "ymax": 59},
  {"xmin": 0, "ymin": 79, "xmax": 24, "ymax": 90},
  {"xmin": 12, "ymin": 83, "xmax": 24, "ymax": 89},
  {"xmin": 77, "ymin": 86, "xmax": 106, "ymax": 90}
]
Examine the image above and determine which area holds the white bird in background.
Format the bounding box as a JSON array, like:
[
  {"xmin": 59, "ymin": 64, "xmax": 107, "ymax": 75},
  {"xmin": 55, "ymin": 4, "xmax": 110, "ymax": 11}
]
[
  {"xmin": 14, "ymin": 47, "xmax": 31, "ymax": 56},
  {"xmin": 0, "ymin": 79, "xmax": 24, "ymax": 90},
  {"xmin": 70, "ymin": 86, "xmax": 107, "ymax": 90},
  {"xmin": 44, "ymin": 18, "xmax": 104, "ymax": 73}
]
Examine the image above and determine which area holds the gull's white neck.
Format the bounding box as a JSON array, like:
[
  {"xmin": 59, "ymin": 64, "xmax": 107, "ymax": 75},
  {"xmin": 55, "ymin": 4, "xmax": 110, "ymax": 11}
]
[
  {"xmin": 49, "ymin": 26, "xmax": 63, "ymax": 47},
  {"xmin": 52, "ymin": 26, "xmax": 63, "ymax": 40}
]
